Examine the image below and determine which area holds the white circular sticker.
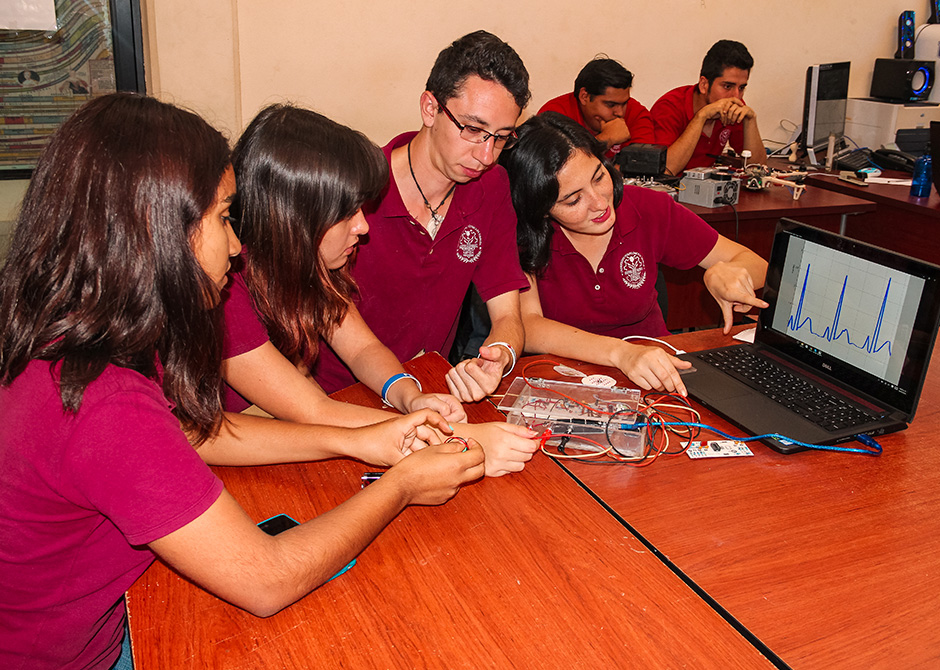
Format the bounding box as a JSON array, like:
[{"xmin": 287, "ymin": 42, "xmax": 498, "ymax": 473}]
[{"xmin": 581, "ymin": 374, "xmax": 617, "ymax": 388}]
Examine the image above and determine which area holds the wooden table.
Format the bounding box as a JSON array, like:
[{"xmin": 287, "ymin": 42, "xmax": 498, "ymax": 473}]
[
  {"xmin": 806, "ymin": 170, "xmax": 940, "ymax": 266},
  {"xmin": 127, "ymin": 353, "xmax": 774, "ymax": 669},
  {"xmin": 667, "ymin": 185, "xmax": 875, "ymax": 331},
  {"xmin": 512, "ymin": 329, "xmax": 940, "ymax": 669}
]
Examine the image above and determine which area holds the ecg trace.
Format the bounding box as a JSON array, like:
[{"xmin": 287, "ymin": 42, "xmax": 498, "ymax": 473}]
[{"xmin": 787, "ymin": 263, "xmax": 893, "ymax": 357}]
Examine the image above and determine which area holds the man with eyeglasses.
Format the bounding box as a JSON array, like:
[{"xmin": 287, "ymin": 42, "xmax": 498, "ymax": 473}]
[{"xmin": 313, "ymin": 31, "xmax": 531, "ymax": 408}]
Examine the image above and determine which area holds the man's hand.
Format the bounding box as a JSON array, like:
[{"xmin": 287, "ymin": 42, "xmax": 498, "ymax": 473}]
[
  {"xmin": 597, "ymin": 117, "xmax": 631, "ymax": 147},
  {"xmin": 445, "ymin": 344, "xmax": 511, "ymax": 402},
  {"xmin": 697, "ymin": 97, "xmax": 756, "ymax": 126},
  {"xmin": 404, "ymin": 392, "xmax": 467, "ymax": 423},
  {"xmin": 461, "ymin": 422, "xmax": 538, "ymax": 477}
]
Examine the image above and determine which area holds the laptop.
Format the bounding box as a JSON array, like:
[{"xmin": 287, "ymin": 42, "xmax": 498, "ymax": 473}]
[{"xmin": 679, "ymin": 219, "xmax": 940, "ymax": 453}]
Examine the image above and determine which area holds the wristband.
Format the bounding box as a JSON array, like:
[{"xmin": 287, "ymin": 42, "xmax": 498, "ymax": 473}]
[
  {"xmin": 381, "ymin": 373, "xmax": 422, "ymax": 407},
  {"xmin": 487, "ymin": 341, "xmax": 517, "ymax": 377}
]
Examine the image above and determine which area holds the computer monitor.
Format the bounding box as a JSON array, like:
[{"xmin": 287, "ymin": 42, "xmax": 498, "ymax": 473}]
[{"xmin": 801, "ymin": 62, "xmax": 851, "ymax": 166}]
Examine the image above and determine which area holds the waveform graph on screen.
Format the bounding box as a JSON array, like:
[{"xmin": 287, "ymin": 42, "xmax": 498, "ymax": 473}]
[{"xmin": 784, "ymin": 246, "xmax": 911, "ymax": 380}]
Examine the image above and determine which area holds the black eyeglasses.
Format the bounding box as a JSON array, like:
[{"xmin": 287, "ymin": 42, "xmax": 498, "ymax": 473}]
[{"xmin": 437, "ymin": 99, "xmax": 518, "ymax": 149}]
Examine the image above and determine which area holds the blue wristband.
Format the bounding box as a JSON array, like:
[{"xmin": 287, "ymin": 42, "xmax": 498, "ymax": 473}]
[{"xmin": 381, "ymin": 373, "xmax": 422, "ymax": 407}]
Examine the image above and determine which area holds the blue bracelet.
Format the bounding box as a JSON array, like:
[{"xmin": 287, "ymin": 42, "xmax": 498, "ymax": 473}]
[{"xmin": 381, "ymin": 373, "xmax": 422, "ymax": 407}]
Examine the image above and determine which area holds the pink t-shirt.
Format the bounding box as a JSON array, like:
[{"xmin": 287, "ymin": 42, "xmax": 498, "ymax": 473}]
[
  {"xmin": 313, "ymin": 131, "xmax": 528, "ymax": 393},
  {"xmin": 538, "ymin": 92, "xmax": 655, "ymax": 158},
  {"xmin": 651, "ymin": 84, "xmax": 745, "ymax": 171},
  {"xmin": 536, "ymin": 186, "xmax": 719, "ymax": 337},
  {"xmin": 0, "ymin": 361, "xmax": 223, "ymax": 669}
]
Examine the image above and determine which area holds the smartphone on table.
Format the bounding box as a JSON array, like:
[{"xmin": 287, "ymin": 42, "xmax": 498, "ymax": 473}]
[{"xmin": 256, "ymin": 514, "xmax": 356, "ymax": 581}]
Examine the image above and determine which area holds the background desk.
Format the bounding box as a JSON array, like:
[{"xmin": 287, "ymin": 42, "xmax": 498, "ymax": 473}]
[
  {"xmin": 127, "ymin": 353, "xmax": 772, "ymax": 669},
  {"xmin": 516, "ymin": 329, "xmax": 940, "ymax": 669},
  {"xmin": 806, "ymin": 171, "xmax": 940, "ymax": 266},
  {"xmin": 666, "ymin": 186, "xmax": 875, "ymax": 331}
]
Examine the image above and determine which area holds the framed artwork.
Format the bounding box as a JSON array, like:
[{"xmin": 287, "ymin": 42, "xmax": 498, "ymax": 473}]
[{"xmin": 0, "ymin": 0, "xmax": 143, "ymax": 178}]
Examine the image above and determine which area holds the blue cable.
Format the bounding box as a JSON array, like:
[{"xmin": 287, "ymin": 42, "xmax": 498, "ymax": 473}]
[{"xmin": 622, "ymin": 421, "xmax": 882, "ymax": 456}]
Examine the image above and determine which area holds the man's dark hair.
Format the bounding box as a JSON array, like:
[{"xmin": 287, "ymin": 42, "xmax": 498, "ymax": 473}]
[
  {"xmin": 425, "ymin": 30, "xmax": 531, "ymax": 109},
  {"xmin": 573, "ymin": 57, "xmax": 633, "ymax": 97},
  {"xmin": 700, "ymin": 40, "xmax": 754, "ymax": 84}
]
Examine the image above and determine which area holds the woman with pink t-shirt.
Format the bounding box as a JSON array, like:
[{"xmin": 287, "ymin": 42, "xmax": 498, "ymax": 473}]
[{"xmin": 0, "ymin": 94, "xmax": 482, "ymax": 670}]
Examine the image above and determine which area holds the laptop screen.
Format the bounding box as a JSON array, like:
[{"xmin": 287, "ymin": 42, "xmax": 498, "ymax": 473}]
[{"xmin": 759, "ymin": 220, "xmax": 940, "ymax": 418}]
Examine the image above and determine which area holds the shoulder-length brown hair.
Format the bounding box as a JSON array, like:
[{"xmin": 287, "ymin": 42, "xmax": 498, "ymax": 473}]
[
  {"xmin": 0, "ymin": 93, "xmax": 230, "ymax": 443},
  {"xmin": 231, "ymin": 104, "xmax": 388, "ymax": 363}
]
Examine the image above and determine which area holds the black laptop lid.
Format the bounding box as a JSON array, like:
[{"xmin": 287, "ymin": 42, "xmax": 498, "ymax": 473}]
[{"xmin": 757, "ymin": 219, "xmax": 940, "ymax": 420}]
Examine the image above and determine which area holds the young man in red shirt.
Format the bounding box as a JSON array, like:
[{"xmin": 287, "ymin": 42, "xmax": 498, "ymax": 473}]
[
  {"xmin": 651, "ymin": 40, "xmax": 766, "ymax": 175},
  {"xmin": 539, "ymin": 57, "xmax": 654, "ymax": 159}
]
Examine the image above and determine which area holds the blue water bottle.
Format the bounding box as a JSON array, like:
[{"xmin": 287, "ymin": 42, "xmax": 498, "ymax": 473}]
[{"xmin": 911, "ymin": 146, "xmax": 932, "ymax": 197}]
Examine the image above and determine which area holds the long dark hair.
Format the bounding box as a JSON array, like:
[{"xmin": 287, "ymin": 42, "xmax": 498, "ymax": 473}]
[
  {"xmin": 499, "ymin": 112, "xmax": 623, "ymax": 276},
  {"xmin": 0, "ymin": 93, "xmax": 230, "ymax": 443},
  {"xmin": 232, "ymin": 104, "xmax": 388, "ymax": 364}
]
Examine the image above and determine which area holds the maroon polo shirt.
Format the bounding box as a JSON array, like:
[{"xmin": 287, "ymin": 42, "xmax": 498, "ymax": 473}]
[
  {"xmin": 650, "ymin": 84, "xmax": 745, "ymax": 170},
  {"xmin": 313, "ymin": 131, "xmax": 528, "ymax": 393},
  {"xmin": 538, "ymin": 92, "xmax": 655, "ymax": 158},
  {"xmin": 220, "ymin": 257, "xmax": 271, "ymax": 411},
  {"xmin": 536, "ymin": 185, "xmax": 718, "ymax": 337}
]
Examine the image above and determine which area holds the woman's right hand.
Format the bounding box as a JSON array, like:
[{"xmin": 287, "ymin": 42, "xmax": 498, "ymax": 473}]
[
  {"xmin": 613, "ymin": 342, "xmax": 691, "ymax": 397},
  {"xmin": 382, "ymin": 438, "xmax": 485, "ymax": 506}
]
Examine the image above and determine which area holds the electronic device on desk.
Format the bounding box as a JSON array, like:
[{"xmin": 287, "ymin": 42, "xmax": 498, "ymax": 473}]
[
  {"xmin": 835, "ymin": 147, "xmax": 917, "ymax": 173},
  {"xmin": 873, "ymin": 147, "xmax": 917, "ymax": 171},
  {"xmin": 914, "ymin": 15, "xmax": 940, "ymax": 104},
  {"xmin": 679, "ymin": 220, "xmax": 940, "ymax": 454},
  {"xmin": 497, "ymin": 377, "xmax": 647, "ymax": 459},
  {"xmin": 801, "ymin": 62, "xmax": 851, "ymax": 166},
  {"xmin": 614, "ymin": 143, "xmax": 667, "ymax": 177},
  {"xmin": 834, "ymin": 148, "xmax": 876, "ymax": 172},
  {"xmin": 677, "ymin": 167, "xmax": 740, "ymax": 207},
  {"xmin": 871, "ymin": 58, "xmax": 935, "ymax": 103},
  {"xmin": 896, "ymin": 10, "xmax": 916, "ymax": 59},
  {"xmin": 845, "ymin": 98, "xmax": 940, "ymax": 151}
]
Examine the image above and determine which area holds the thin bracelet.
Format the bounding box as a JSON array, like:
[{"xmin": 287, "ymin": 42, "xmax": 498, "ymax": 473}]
[
  {"xmin": 381, "ymin": 373, "xmax": 422, "ymax": 407},
  {"xmin": 487, "ymin": 341, "xmax": 517, "ymax": 377}
]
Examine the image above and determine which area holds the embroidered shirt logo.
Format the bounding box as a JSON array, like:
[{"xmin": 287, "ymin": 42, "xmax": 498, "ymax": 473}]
[
  {"xmin": 620, "ymin": 252, "xmax": 646, "ymax": 289},
  {"xmin": 718, "ymin": 127, "xmax": 732, "ymax": 147},
  {"xmin": 456, "ymin": 225, "xmax": 482, "ymax": 263}
]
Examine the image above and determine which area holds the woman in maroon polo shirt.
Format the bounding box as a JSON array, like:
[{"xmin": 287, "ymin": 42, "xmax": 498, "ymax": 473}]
[
  {"xmin": 0, "ymin": 94, "xmax": 482, "ymax": 670},
  {"xmin": 500, "ymin": 112, "xmax": 768, "ymax": 396},
  {"xmin": 222, "ymin": 105, "xmax": 538, "ymax": 477}
]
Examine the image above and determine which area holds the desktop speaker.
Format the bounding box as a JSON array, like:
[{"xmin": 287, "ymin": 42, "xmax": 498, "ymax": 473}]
[
  {"xmin": 896, "ymin": 11, "xmax": 916, "ymax": 59},
  {"xmin": 871, "ymin": 58, "xmax": 935, "ymax": 102}
]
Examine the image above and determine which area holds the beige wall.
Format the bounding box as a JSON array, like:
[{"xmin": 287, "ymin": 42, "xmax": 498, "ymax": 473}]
[
  {"xmin": 143, "ymin": 0, "xmax": 915, "ymax": 146},
  {"xmin": 0, "ymin": 0, "xmax": 921, "ymax": 233}
]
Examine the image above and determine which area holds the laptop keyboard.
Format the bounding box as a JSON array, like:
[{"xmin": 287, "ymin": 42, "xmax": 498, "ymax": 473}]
[{"xmin": 698, "ymin": 348, "xmax": 880, "ymax": 433}]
